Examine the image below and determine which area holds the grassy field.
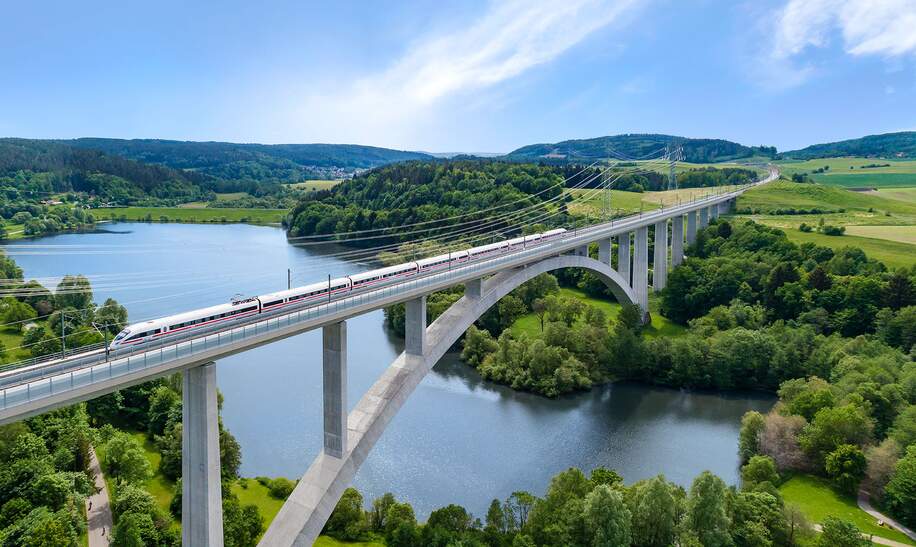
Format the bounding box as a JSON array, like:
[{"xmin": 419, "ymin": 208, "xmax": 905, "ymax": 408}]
[
  {"xmin": 509, "ymin": 287, "xmax": 685, "ymax": 339},
  {"xmin": 779, "ymin": 475, "xmax": 916, "ymax": 545},
  {"xmin": 734, "ymin": 180, "xmax": 916, "ymax": 269},
  {"xmin": 178, "ymin": 192, "xmax": 252, "ymax": 208},
  {"xmin": 96, "ymin": 206, "xmax": 286, "ymax": 224},
  {"xmin": 286, "ymin": 179, "xmax": 342, "ymax": 191},
  {"xmin": 95, "ymin": 431, "xmax": 176, "ymax": 519},
  {"xmin": 775, "ymin": 157, "xmax": 916, "ymax": 189},
  {"xmin": 844, "ymin": 225, "xmax": 916, "ymax": 245},
  {"xmin": 314, "ymin": 537, "xmax": 385, "ymax": 547},
  {"xmin": 565, "ymin": 188, "xmax": 660, "ymax": 217},
  {"xmin": 0, "ymin": 327, "xmax": 30, "ymax": 364},
  {"xmin": 231, "ymin": 479, "xmax": 287, "ymax": 541}
]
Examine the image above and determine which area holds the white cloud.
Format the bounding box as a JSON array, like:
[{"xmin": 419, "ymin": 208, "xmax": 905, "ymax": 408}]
[
  {"xmin": 295, "ymin": 0, "xmax": 647, "ymax": 148},
  {"xmin": 768, "ymin": 0, "xmax": 916, "ymax": 86},
  {"xmin": 773, "ymin": 0, "xmax": 916, "ymax": 59}
]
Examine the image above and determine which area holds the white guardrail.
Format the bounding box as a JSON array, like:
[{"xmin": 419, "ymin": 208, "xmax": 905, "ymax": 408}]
[{"xmin": 0, "ymin": 174, "xmax": 775, "ymax": 417}]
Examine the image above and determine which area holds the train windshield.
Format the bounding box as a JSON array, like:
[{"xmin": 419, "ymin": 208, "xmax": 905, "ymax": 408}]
[{"xmin": 113, "ymin": 329, "xmax": 130, "ymax": 341}]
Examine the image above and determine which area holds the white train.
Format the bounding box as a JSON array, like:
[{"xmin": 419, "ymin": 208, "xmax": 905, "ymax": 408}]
[{"xmin": 109, "ymin": 228, "xmax": 567, "ymax": 348}]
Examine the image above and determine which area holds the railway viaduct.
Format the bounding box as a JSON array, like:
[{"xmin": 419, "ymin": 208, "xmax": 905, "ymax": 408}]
[{"xmin": 0, "ymin": 170, "xmax": 776, "ymax": 546}]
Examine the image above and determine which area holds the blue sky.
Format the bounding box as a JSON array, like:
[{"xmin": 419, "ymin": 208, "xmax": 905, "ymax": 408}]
[{"xmin": 1, "ymin": 0, "xmax": 914, "ymax": 153}]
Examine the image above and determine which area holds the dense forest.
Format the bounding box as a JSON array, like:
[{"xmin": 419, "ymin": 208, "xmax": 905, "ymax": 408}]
[
  {"xmin": 782, "ymin": 131, "xmax": 916, "ymax": 159},
  {"xmin": 285, "ymin": 160, "xmax": 761, "ymax": 245},
  {"xmin": 64, "ymin": 138, "xmax": 432, "ymax": 182},
  {"xmin": 507, "ymin": 134, "xmax": 777, "ymax": 163}
]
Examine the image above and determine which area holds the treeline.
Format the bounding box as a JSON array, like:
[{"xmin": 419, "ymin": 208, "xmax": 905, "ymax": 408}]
[
  {"xmin": 507, "ymin": 133, "xmax": 777, "ymax": 163},
  {"xmin": 65, "ymin": 138, "xmax": 431, "ymax": 179},
  {"xmin": 319, "ymin": 462, "xmax": 894, "ymax": 546},
  {"xmin": 286, "ymin": 160, "xmax": 760, "ymax": 245},
  {"xmin": 661, "ymin": 220, "xmax": 913, "ymax": 338},
  {"xmin": 287, "ymin": 161, "xmax": 569, "ymax": 245},
  {"xmin": 0, "ymin": 139, "xmax": 211, "ymax": 205},
  {"xmin": 781, "ymin": 131, "xmax": 916, "ymax": 159}
]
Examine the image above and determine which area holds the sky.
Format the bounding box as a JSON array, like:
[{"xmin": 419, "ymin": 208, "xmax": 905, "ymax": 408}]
[{"xmin": 1, "ymin": 0, "xmax": 915, "ymax": 153}]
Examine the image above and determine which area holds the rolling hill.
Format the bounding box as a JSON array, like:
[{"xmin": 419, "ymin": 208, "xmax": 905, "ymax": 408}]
[
  {"xmin": 782, "ymin": 131, "xmax": 916, "ymax": 159},
  {"xmin": 62, "ymin": 138, "xmax": 433, "ymax": 183},
  {"xmin": 506, "ymin": 134, "xmax": 776, "ymax": 163}
]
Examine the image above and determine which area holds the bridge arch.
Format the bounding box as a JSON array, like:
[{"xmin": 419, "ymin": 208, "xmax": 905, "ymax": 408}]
[{"xmin": 261, "ymin": 255, "xmax": 635, "ymax": 546}]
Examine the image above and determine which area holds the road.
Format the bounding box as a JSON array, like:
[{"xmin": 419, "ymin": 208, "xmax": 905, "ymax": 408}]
[{"xmin": 86, "ymin": 446, "xmax": 113, "ymax": 546}]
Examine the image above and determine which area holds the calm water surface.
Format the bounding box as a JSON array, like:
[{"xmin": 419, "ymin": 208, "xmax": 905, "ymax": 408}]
[{"xmin": 6, "ymin": 222, "xmax": 773, "ymax": 517}]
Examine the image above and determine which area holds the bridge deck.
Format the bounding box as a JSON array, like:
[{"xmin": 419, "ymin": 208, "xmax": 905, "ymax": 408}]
[{"xmin": 0, "ymin": 175, "xmax": 774, "ymax": 425}]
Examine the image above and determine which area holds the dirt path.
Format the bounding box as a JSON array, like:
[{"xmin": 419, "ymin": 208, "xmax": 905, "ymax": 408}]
[
  {"xmin": 86, "ymin": 446, "xmax": 113, "ymax": 546},
  {"xmin": 858, "ymin": 491, "xmax": 916, "ymax": 542}
]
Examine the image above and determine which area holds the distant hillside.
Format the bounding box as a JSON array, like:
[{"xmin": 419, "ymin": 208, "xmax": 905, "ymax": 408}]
[
  {"xmin": 782, "ymin": 132, "xmax": 916, "ymax": 159},
  {"xmin": 0, "ymin": 138, "xmax": 210, "ymax": 203},
  {"xmin": 507, "ymin": 134, "xmax": 776, "ymax": 163},
  {"xmin": 63, "ymin": 138, "xmax": 433, "ymax": 183}
]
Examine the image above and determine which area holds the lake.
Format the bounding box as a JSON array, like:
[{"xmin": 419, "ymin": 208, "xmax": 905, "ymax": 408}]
[{"xmin": 5, "ymin": 222, "xmax": 774, "ymax": 517}]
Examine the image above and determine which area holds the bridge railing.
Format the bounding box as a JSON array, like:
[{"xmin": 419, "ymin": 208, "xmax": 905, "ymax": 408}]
[{"xmin": 0, "ymin": 183, "xmax": 762, "ymax": 417}]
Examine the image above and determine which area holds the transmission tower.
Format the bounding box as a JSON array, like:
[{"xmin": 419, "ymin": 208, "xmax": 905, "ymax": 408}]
[{"xmin": 666, "ymin": 142, "xmax": 683, "ymax": 190}]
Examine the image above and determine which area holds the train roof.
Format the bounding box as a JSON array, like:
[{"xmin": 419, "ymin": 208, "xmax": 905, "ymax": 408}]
[
  {"xmin": 416, "ymin": 250, "xmax": 468, "ymax": 266},
  {"xmin": 349, "ymin": 262, "xmax": 417, "ymax": 282},
  {"xmin": 259, "ymin": 277, "xmax": 350, "ymax": 302},
  {"xmin": 123, "ymin": 300, "xmax": 248, "ymax": 332}
]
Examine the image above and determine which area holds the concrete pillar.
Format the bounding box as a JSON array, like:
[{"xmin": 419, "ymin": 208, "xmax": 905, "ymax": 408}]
[
  {"xmin": 710, "ymin": 204, "xmax": 719, "ymax": 221},
  {"xmin": 322, "ymin": 322, "xmax": 347, "ymax": 458},
  {"xmin": 617, "ymin": 233, "xmax": 631, "ymax": 286},
  {"xmin": 653, "ymin": 220, "xmax": 668, "ymax": 291},
  {"xmin": 576, "ymin": 245, "xmax": 588, "ymax": 257},
  {"xmin": 633, "ymin": 226, "xmax": 649, "ymax": 319},
  {"xmin": 672, "ymin": 215, "xmax": 685, "ymax": 267},
  {"xmin": 182, "ymin": 363, "xmax": 224, "ymax": 547},
  {"xmin": 699, "ymin": 207, "xmax": 709, "ymax": 228},
  {"xmin": 598, "ymin": 239, "xmax": 611, "ymax": 266},
  {"xmin": 405, "ymin": 296, "xmax": 426, "ymax": 356},
  {"xmin": 465, "ymin": 278, "xmax": 482, "ymax": 300},
  {"xmin": 686, "ymin": 211, "xmax": 697, "ymax": 245}
]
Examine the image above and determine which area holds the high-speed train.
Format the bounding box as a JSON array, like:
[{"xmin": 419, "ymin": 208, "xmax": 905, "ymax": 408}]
[{"xmin": 109, "ymin": 228, "xmax": 567, "ymax": 349}]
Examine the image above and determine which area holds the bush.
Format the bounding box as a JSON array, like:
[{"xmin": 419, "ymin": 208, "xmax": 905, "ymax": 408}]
[
  {"xmin": 268, "ymin": 477, "xmax": 295, "ymax": 499},
  {"xmin": 799, "ymin": 223, "xmax": 812, "ymax": 232}
]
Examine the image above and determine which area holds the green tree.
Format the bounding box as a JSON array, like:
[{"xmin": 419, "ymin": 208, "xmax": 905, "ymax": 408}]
[
  {"xmin": 2, "ymin": 298, "xmax": 36, "ymax": 333},
  {"xmin": 461, "ymin": 326, "xmax": 497, "ymax": 368},
  {"xmin": 739, "ymin": 411, "xmax": 765, "ymax": 463},
  {"xmin": 485, "ymin": 498, "xmax": 507, "ymax": 534},
  {"xmin": 369, "ymin": 492, "xmax": 396, "ymax": 532},
  {"xmin": 825, "ymin": 444, "xmax": 867, "ymax": 494},
  {"xmin": 584, "ymin": 484, "xmax": 631, "ymax": 547},
  {"xmin": 741, "ymin": 455, "xmax": 779, "ymax": 488},
  {"xmin": 324, "ymin": 487, "xmax": 366, "ymax": 541},
  {"xmin": 687, "ymin": 471, "xmax": 732, "ymax": 547},
  {"xmin": 815, "ymin": 517, "xmax": 870, "ymax": 547},
  {"xmin": 629, "ymin": 475, "xmax": 678, "ymax": 547},
  {"xmin": 885, "ymin": 445, "xmax": 916, "ymax": 527},
  {"xmin": 54, "ymin": 275, "xmax": 93, "ymax": 310},
  {"xmin": 103, "ymin": 432, "xmax": 151, "ymax": 484},
  {"xmin": 799, "ymin": 404, "xmax": 873, "ymax": 468}
]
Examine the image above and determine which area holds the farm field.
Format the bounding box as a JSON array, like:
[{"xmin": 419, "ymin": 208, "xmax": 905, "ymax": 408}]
[
  {"xmin": 96, "ymin": 206, "xmax": 286, "ymax": 224},
  {"xmin": 844, "ymin": 225, "xmax": 916, "ymax": 245},
  {"xmin": 734, "ymin": 179, "xmax": 916, "ymax": 269},
  {"xmin": 775, "ymin": 157, "xmax": 916, "ymax": 188},
  {"xmin": 178, "ymin": 192, "xmax": 252, "ymax": 208},
  {"xmin": 286, "ymin": 179, "xmax": 341, "ymax": 191}
]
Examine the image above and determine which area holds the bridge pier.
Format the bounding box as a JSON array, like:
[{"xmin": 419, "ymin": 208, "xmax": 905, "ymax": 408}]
[
  {"xmin": 405, "ymin": 296, "xmax": 427, "ymax": 356},
  {"xmin": 686, "ymin": 210, "xmax": 697, "ymax": 245},
  {"xmin": 465, "ymin": 278, "xmax": 483, "ymax": 300},
  {"xmin": 598, "ymin": 238, "xmax": 611, "ymax": 267},
  {"xmin": 653, "ymin": 221, "xmax": 668, "ymax": 291},
  {"xmin": 699, "ymin": 207, "xmax": 709, "ymax": 229},
  {"xmin": 672, "ymin": 215, "xmax": 685, "ymax": 267},
  {"xmin": 709, "ymin": 204, "xmax": 719, "ymax": 221},
  {"xmin": 633, "ymin": 227, "xmax": 649, "ymax": 320},
  {"xmin": 322, "ymin": 322, "xmax": 347, "ymax": 459},
  {"xmin": 182, "ymin": 363, "xmax": 224, "ymax": 547},
  {"xmin": 575, "ymin": 244, "xmax": 588, "ymax": 258},
  {"xmin": 617, "ymin": 232, "xmax": 631, "ymax": 286}
]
